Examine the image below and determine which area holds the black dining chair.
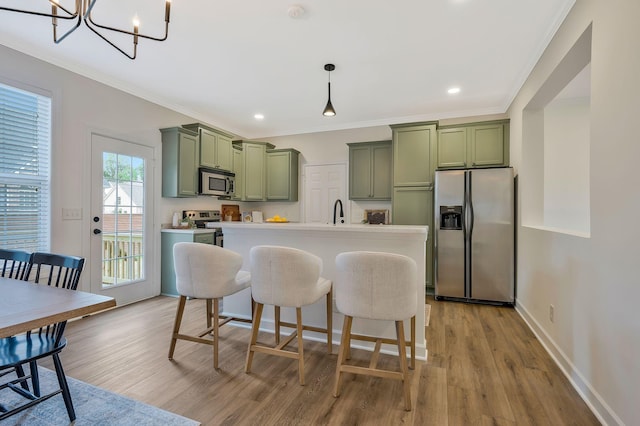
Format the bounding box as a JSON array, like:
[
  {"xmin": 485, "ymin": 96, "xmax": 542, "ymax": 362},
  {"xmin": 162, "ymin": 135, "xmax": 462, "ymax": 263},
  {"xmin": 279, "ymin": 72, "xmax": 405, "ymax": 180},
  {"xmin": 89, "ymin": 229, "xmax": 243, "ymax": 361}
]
[
  {"xmin": 0, "ymin": 252, "xmax": 85, "ymax": 422},
  {"xmin": 0, "ymin": 249, "xmax": 31, "ymax": 280},
  {"xmin": 0, "ymin": 249, "xmax": 33, "ymax": 391}
]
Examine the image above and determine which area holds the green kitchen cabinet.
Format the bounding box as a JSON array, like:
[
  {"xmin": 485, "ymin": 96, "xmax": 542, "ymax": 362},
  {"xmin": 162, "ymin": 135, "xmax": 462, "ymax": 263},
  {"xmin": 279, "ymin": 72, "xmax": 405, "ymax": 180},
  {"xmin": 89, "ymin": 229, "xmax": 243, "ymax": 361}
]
[
  {"xmin": 436, "ymin": 127, "xmax": 468, "ymax": 169},
  {"xmin": 437, "ymin": 121, "xmax": 510, "ymax": 169},
  {"xmin": 161, "ymin": 230, "xmax": 215, "ymax": 295},
  {"xmin": 233, "ymin": 140, "xmax": 275, "ymax": 201},
  {"xmin": 390, "ymin": 122, "xmax": 437, "ymax": 291},
  {"xmin": 348, "ymin": 140, "xmax": 392, "ymax": 200},
  {"xmin": 160, "ymin": 127, "xmax": 198, "ymax": 198},
  {"xmin": 392, "ymin": 186, "xmax": 434, "ymax": 288},
  {"xmin": 391, "ymin": 122, "xmax": 437, "ymax": 188},
  {"xmin": 182, "ymin": 123, "xmax": 234, "ymax": 171},
  {"xmin": 266, "ymin": 148, "xmax": 299, "ymax": 201},
  {"xmin": 231, "ymin": 146, "xmax": 243, "ymax": 201}
]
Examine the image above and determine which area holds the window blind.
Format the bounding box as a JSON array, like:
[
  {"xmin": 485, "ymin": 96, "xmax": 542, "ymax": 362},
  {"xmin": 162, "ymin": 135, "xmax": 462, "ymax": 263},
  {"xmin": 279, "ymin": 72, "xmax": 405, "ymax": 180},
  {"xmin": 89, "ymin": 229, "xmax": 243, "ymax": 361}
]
[{"xmin": 0, "ymin": 82, "xmax": 51, "ymax": 251}]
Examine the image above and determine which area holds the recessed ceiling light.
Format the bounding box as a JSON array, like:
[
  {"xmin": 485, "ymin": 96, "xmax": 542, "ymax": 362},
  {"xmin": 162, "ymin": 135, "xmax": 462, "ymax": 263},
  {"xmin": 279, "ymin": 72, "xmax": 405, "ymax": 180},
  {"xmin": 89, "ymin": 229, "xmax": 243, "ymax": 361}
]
[
  {"xmin": 254, "ymin": 114, "xmax": 264, "ymax": 120},
  {"xmin": 288, "ymin": 5, "xmax": 305, "ymax": 19},
  {"xmin": 448, "ymin": 87, "xmax": 461, "ymax": 94}
]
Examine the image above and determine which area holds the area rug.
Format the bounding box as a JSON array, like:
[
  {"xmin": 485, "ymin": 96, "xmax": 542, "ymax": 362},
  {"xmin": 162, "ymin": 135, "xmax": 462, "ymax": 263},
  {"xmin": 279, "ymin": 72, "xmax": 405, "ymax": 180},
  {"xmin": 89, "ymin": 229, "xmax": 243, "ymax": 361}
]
[
  {"xmin": 0, "ymin": 367, "xmax": 200, "ymax": 425},
  {"xmin": 425, "ymin": 304, "xmax": 431, "ymax": 327}
]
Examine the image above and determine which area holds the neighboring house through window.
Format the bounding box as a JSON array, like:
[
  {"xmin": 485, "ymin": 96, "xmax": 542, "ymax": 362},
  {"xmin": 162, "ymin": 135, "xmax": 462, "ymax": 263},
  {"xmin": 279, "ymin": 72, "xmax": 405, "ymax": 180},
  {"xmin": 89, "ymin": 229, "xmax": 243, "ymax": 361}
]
[{"xmin": 0, "ymin": 81, "xmax": 51, "ymax": 251}]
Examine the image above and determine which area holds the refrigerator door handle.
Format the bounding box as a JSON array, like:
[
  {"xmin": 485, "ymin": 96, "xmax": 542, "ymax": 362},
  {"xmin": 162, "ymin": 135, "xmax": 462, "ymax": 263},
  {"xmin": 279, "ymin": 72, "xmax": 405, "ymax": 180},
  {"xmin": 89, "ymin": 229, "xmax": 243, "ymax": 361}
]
[
  {"xmin": 468, "ymin": 170, "xmax": 474, "ymax": 238},
  {"xmin": 464, "ymin": 170, "xmax": 471, "ymax": 298},
  {"xmin": 462, "ymin": 175, "xmax": 467, "ymax": 235}
]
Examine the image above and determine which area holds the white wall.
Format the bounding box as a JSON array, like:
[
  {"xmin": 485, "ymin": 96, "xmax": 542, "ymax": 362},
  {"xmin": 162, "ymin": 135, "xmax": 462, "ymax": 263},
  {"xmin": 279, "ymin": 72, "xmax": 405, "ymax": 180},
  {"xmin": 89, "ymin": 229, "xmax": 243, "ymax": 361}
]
[
  {"xmin": 543, "ymin": 96, "xmax": 590, "ymax": 234},
  {"xmin": 508, "ymin": 1, "xmax": 640, "ymax": 424}
]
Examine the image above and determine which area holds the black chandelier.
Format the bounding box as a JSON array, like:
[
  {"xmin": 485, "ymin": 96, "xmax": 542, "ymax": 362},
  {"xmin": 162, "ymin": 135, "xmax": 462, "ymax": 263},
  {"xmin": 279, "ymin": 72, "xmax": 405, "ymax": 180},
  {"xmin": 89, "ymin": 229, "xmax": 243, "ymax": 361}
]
[{"xmin": 0, "ymin": 0, "xmax": 171, "ymax": 60}]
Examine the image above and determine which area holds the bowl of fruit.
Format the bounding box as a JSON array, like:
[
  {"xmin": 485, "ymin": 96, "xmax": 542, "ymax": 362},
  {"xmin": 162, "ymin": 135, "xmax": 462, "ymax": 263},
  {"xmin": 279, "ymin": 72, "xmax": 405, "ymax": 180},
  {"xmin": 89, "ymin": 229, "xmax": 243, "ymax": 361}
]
[{"xmin": 265, "ymin": 215, "xmax": 289, "ymax": 223}]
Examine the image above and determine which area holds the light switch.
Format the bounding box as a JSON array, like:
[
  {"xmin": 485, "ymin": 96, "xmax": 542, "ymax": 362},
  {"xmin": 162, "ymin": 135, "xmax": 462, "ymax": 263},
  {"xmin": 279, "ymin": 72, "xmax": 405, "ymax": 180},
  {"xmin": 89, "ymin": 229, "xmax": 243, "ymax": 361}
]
[{"xmin": 62, "ymin": 208, "xmax": 83, "ymax": 220}]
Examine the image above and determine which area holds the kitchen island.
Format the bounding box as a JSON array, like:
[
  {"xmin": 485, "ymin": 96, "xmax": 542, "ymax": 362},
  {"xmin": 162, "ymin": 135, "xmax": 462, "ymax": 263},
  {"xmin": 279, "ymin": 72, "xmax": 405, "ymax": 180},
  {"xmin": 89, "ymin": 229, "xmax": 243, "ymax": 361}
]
[{"xmin": 220, "ymin": 222, "xmax": 428, "ymax": 360}]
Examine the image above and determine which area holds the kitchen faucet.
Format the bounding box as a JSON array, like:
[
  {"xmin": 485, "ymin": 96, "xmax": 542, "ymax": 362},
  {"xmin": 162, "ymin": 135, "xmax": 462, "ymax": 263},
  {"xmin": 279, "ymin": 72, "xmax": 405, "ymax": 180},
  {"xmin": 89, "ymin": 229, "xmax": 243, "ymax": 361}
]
[{"xmin": 333, "ymin": 199, "xmax": 344, "ymax": 225}]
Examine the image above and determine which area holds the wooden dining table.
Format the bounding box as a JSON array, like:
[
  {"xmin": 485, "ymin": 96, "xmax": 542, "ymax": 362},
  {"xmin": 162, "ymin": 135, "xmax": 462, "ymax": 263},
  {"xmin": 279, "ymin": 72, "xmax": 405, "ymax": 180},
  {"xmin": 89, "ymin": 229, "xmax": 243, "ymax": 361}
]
[{"xmin": 0, "ymin": 277, "xmax": 116, "ymax": 338}]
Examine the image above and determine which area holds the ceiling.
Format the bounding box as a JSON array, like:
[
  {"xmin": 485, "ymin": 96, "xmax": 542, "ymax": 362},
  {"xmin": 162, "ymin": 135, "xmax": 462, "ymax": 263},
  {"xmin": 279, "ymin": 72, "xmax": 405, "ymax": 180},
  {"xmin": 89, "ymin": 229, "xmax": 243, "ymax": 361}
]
[{"xmin": 0, "ymin": 0, "xmax": 575, "ymax": 139}]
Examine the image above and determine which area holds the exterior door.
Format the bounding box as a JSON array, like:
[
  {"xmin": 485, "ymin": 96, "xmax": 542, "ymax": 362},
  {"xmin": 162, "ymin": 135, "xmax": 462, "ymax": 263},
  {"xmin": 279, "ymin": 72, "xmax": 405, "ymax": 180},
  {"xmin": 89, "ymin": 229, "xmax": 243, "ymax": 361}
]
[
  {"xmin": 90, "ymin": 133, "xmax": 155, "ymax": 305},
  {"xmin": 304, "ymin": 163, "xmax": 347, "ymax": 224}
]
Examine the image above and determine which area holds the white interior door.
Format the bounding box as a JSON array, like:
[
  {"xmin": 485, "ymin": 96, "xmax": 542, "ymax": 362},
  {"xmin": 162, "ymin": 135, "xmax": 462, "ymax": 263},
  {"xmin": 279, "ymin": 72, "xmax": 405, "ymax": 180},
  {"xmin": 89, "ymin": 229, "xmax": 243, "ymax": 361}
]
[
  {"xmin": 90, "ymin": 133, "xmax": 155, "ymax": 305},
  {"xmin": 303, "ymin": 163, "xmax": 347, "ymax": 224}
]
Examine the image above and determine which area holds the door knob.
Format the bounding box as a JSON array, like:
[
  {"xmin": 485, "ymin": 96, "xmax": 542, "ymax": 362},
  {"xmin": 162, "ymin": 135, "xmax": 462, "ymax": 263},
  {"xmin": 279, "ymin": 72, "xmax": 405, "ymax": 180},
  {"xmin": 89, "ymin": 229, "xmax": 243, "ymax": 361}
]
[{"xmin": 93, "ymin": 229, "xmax": 102, "ymax": 235}]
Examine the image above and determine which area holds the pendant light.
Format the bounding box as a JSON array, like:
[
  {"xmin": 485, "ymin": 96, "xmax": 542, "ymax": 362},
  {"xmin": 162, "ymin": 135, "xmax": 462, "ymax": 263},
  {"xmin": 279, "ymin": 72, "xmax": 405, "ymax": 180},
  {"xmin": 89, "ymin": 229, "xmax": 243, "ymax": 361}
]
[{"xmin": 323, "ymin": 63, "xmax": 336, "ymax": 116}]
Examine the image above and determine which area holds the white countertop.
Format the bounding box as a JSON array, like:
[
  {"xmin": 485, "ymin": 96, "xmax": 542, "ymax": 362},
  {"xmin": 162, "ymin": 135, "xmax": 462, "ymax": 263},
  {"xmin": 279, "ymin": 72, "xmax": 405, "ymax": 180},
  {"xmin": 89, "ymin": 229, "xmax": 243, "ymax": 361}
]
[
  {"xmin": 161, "ymin": 228, "xmax": 218, "ymax": 234},
  {"xmin": 219, "ymin": 222, "xmax": 428, "ymax": 235}
]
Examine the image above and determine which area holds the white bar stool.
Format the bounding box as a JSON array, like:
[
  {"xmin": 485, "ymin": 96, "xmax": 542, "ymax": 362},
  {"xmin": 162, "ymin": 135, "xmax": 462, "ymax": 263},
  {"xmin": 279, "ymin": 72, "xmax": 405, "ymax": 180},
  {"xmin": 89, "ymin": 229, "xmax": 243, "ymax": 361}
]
[
  {"xmin": 333, "ymin": 251, "xmax": 417, "ymax": 411},
  {"xmin": 245, "ymin": 245, "xmax": 332, "ymax": 385},
  {"xmin": 168, "ymin": 242, "xmax": 251, "ymax": 369}
]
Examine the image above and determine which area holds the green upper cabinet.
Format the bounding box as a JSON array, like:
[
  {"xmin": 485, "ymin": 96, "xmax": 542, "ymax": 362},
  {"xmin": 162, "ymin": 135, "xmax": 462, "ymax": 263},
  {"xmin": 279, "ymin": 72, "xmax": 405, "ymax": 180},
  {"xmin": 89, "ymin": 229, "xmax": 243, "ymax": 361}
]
[
  {"xmin": 436, "ymin": 127, "xmax": 467, "ymax": 169},
  {"xmin": 391, "ymin": 123, "xmax": 437, "ymax": 188},
  {"xmin": 231, "ymin": 146, "xmax": 243, "ymax": 201},
  {"xmin": 233, "ymin": 140, "xmax": 275, "ymax": 201},
  {"xmin": 182, "ymin": 123, "xmax": 234, "ymax": 171},
  {"xmin": 437, "ymin": 121, "xmax": 510, "ymax": 169},
  {"xmin": 470, "ymin": 122, "xmax": 508, "ymax": 167},
  {"xmin": 348, "ymin": 140, "xmax": 391, "ymax": 200},
  {"xmin": 160, "ymin": 127, "xmax": 198, "ymax": 198},
  {"xmin": 244, "ymin": 143, "xmax": 266, "ymax": 201},
  {"xmin": 266, "ymin": 148, "xmax": 299, "ymax": 201}
]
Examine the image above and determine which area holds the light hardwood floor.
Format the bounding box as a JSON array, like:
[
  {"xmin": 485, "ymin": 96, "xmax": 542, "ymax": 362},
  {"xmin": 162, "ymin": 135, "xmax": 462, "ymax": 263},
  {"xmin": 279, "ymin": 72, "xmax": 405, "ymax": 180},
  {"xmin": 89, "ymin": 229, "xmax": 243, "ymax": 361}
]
[{"xmin": 45, "ymin": 296, "xmax": 600, "ymax": 425}]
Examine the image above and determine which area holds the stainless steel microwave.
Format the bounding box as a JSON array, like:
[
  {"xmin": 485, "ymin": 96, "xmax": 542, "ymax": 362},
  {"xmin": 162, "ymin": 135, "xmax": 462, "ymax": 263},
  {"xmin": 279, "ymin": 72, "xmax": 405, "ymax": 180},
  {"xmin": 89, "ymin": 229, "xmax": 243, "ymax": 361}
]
[{"xmin": 199, "ymin": 168, "xmax": 235, "ymax": 197}]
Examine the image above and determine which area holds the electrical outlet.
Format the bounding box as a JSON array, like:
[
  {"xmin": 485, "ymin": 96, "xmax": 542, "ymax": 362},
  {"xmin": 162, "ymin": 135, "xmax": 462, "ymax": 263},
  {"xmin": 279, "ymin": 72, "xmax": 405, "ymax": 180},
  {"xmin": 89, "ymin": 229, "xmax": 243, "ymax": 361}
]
[{"xmin": 549, "ymin": 304, "xmax": 555, "ymax": 323}]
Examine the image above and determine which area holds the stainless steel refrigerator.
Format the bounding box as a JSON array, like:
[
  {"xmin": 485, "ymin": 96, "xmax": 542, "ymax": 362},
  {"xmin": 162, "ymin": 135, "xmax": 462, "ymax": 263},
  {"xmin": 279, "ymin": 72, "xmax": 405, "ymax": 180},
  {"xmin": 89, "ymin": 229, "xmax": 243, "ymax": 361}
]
[{"xmin": 434, "ymin": 167, "xmax": 514, "ymax": 305}]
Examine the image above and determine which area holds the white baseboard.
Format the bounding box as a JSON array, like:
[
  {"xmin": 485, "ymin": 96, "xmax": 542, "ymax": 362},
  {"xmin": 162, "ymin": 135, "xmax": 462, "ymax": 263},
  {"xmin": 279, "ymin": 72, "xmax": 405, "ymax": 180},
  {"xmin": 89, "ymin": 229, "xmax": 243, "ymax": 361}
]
[{"xmin": 515, "ymin": 301, "xmax": 622, "ymax": 426}]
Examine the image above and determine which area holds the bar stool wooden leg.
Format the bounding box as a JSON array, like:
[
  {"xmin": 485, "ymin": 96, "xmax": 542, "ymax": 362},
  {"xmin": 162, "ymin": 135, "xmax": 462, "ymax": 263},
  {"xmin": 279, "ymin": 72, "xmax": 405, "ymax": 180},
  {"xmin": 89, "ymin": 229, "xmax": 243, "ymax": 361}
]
[
  {"xmin": 274, "ymin": 305, "xmax": 281, "ymax": 344},
  {"xmin": 245, "ymin": 302, "xmax": 264, "ymax": 373},
  {"xmin": 333, "ymin": 315, "xmax": 352, "ymax": 397},
  {"xmin": 168, "ymin": 296, "xmax": 187, "ymax": 359},
  {"xmin": 410, "ymin": 315, "xmax": 416, "ymax": 370},
  {"xmin": 206, "ymin": 298, "xmax": 212, "ymax": 328},
  {"xmin": 326, "ymin": 288, "xmax": 333, "ymax": 354},
  {"xmin": 213, "ymin": 298, "xmax": 220, "ymax": 369},
  {"xmin": 296, "ymin": 307, "xmax": 305, "ymax": 385},
  {"xmin": 395, "ymin": 320, "xmax": 411, "ymax": 411},
  {"xmin": 345, "ymin": 320, "xmax": 352, "ymax": 361}
]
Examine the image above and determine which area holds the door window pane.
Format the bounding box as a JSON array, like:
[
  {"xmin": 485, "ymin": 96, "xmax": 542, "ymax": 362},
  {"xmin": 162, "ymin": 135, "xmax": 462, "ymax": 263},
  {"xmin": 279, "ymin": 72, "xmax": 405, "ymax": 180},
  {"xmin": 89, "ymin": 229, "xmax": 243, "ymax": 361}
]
[{"xmin": 102, "ymin": 152, "xmax": 145, "ymax": 287}]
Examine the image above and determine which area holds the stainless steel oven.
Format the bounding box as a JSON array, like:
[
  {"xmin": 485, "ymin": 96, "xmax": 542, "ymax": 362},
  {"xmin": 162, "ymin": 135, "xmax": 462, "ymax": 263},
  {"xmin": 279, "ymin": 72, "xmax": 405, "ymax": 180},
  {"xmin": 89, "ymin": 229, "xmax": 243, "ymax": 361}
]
[{"xmin": 183, "ymin": 210, "xmax": 224, "ymax": 247}]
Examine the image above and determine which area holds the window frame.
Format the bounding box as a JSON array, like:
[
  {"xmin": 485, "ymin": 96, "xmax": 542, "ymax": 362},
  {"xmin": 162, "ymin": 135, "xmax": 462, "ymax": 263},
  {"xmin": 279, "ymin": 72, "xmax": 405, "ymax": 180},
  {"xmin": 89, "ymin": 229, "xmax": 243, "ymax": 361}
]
[{"xmin": 0, "ymin": 79, "xmax": 52, "ymax": 252}]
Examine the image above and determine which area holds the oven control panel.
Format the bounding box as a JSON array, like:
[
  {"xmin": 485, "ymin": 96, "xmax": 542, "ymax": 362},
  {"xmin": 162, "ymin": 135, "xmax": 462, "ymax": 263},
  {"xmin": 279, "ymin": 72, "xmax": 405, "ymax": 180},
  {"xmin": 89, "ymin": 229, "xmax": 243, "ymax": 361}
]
[{"xmin": 183, "ymin": 210, "xmax": 221, "ymax": 222}]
